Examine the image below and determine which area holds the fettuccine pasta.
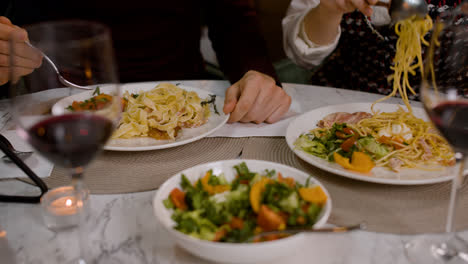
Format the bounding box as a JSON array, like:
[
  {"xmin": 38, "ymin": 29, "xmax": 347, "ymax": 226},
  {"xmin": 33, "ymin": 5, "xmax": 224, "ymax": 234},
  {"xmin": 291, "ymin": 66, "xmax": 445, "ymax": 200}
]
[{"xmin": 112, "ymin": 83, "xmax": 210, "ymax": 140}]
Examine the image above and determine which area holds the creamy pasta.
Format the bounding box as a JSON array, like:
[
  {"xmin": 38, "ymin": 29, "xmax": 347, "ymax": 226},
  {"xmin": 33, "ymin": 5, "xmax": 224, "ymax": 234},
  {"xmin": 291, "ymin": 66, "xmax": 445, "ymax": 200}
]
[{"xmin": 112, "ymin": 83, "xmax": 210, "ymax": 140}]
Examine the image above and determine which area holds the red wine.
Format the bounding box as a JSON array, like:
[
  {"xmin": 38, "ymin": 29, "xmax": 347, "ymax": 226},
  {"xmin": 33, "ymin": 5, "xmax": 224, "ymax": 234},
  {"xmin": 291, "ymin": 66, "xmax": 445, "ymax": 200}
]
[
  {"xmin": 27, "ymin": 114, "xmax": 114, "ymax": 168},
  {"xmin": 429, "ymin": 101, "xmax": 468, "ymax": 153}
]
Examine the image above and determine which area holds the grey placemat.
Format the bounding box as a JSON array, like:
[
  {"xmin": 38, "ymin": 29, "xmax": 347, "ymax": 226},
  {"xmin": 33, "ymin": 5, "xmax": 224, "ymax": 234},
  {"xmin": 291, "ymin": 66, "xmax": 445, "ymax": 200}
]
[
  {"xmin": 241, "ymin": 137, "xmax": 468, "ymax": 234},
  {"xmin": 24, "ymin": 137, "xmax": 247, "ymax": 194}
]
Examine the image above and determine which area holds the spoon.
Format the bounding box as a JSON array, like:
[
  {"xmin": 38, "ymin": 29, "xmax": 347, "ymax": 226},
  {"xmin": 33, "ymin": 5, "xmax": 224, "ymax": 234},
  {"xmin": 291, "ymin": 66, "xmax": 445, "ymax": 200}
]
[
  {"xmin": 248, "ymin": 222, "xmax": 367, "ymax": 242},
  {"xmin": 389, "ymin": 0, "xmax": 428, "ymax": 22},
  {"xmin": 375, "ymin": 0, "xmax": 428, "ymax": 23},
  {"xmin": 25, "ymin": 41, "xmax": 93, "ymax": 90},
  {"xmin": 0, "ymin": 134, "xmax": 33, "ymax": 163}
]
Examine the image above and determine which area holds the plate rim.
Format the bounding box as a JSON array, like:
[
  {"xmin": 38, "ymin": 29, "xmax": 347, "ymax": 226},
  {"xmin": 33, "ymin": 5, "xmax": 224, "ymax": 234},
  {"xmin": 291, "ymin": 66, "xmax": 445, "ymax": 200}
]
[
  {"xmin": 285, "ymin": 102, "xmax": 454, "ymax": 185},
  {"xmin": 52, "ymin": 82, "xmax": 229, "ymax": 151}
]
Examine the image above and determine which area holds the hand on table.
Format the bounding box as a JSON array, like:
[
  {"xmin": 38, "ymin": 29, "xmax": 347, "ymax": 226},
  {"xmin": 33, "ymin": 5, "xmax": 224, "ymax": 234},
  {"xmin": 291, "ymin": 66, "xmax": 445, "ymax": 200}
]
[
  {"xmin": 0, "ymin": 16, "xmax": 42, "ymax": 85},
  {"xmin": 223, "ymin": 70, "xmax": 291, "ymax": 124}
]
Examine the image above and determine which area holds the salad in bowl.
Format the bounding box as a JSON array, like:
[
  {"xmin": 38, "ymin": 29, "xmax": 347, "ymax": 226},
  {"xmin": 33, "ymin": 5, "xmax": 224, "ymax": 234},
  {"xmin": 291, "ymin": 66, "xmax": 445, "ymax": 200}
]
[{"xmin": 153, "ymin": 159, "xmax": 332, "ymax": 263}]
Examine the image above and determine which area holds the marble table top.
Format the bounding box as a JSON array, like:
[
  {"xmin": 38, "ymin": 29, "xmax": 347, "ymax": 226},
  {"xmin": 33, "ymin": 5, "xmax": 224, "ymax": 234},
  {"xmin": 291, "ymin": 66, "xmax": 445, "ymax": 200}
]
[{"xmin": 1, "ymin": 80, "xmax": 467, "ymax": 264}]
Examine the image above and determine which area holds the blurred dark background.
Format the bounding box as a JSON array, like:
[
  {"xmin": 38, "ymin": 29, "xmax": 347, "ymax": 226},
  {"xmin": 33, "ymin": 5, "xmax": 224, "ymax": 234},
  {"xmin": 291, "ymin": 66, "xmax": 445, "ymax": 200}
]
[
  {"xmin": 0, "ymin": 0, "xmax": 310, "ymax": 98},
  {"xmin": 208, "ymin": 0, "xmax": 311, "ymax": 83}
]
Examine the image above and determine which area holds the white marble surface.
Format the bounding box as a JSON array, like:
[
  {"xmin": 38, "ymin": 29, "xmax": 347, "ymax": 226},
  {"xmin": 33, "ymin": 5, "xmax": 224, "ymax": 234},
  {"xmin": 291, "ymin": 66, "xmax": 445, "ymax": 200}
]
[{"xmin": 1, "ymin": 80, "xmax": 467, "ymax": 264}]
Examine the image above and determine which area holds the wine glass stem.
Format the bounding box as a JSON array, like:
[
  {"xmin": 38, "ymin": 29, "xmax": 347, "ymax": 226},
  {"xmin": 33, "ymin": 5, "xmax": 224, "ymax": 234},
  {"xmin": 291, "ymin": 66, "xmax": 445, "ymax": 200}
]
[
  {"xmin": 445, "ymin": 154, "xmax": 466, "ymax": 233},
  {"xmin": 71, "ymin": 169, "xmax": 89, "ymax": 264},
  {"xmin": 71, "ymin": 168, "xmax": 84, "ymax": 188}
]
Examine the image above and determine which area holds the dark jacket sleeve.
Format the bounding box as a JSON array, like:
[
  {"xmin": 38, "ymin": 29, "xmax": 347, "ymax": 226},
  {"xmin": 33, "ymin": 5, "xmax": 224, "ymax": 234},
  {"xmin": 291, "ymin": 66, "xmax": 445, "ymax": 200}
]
[{"xmin": 204, "ymin": 0, "xmax": 281, "ymax": 86}]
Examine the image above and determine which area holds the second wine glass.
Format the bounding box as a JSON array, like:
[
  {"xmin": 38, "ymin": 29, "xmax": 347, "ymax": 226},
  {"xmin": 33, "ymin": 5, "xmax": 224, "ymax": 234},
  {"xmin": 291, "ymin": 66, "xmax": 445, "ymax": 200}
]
[{"xmin": 405, "ymin": 3, "xmax": 468, "ymax": 264}]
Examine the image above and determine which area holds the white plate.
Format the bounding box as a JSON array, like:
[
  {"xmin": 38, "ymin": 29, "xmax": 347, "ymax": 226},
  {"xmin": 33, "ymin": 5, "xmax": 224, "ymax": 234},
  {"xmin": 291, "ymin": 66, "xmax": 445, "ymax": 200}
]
[
  {"xmin": 52, "ymin": 82, "xmax": 229, "ymax": 151},
  {"xmin": 286, "ymin": 103, "xmax": 456, "ymax": 185},
  {"xmin": 153, "ymin": 159, "xmax": 332, "ymax": 264}
]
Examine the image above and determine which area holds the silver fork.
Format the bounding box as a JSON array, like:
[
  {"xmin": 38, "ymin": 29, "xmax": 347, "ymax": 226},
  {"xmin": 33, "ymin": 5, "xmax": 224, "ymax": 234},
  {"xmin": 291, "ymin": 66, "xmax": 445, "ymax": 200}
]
[
  {"xmin": 0, "ymin": 134, "xmax": 33, "ymax": 163},
  {"xmin": 25, "ymin": 41, "xmax": 93, "ymax": 90},
  {"xmin": 247, "ymin": 222, "xmax": 367, "ymax": 242}
]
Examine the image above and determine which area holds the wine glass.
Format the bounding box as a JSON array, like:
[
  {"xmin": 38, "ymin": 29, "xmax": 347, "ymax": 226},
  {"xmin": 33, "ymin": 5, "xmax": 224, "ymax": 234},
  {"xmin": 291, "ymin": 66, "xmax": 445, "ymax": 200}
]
[
  {"xmin": 405, "ymin": 3, "xmax": 468, "ymax": 263},
  {"xmin": 8, "ymin": 20, "xmax": 121, "ymax": 263}
]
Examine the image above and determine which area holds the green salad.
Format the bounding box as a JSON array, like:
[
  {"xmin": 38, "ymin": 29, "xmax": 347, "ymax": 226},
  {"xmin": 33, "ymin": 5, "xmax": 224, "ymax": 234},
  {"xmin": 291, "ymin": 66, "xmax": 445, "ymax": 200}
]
[
  {"xmin": 295, "ymin": 123, "xmax": 390, "ymax": 161},
  {"xmin": 294, "ymin": 123, "xmax": 390, "ymax": 172},
  {"xmin": 163, "ymin": 162, "xmax": 328, "ymax": 243}
]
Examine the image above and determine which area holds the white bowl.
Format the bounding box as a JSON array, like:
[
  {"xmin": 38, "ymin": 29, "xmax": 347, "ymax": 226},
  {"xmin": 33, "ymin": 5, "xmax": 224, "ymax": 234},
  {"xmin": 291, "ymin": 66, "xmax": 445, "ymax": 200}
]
[{"xmin": 153, "ymin": 159, "xmax": 332, "ymax": 264}]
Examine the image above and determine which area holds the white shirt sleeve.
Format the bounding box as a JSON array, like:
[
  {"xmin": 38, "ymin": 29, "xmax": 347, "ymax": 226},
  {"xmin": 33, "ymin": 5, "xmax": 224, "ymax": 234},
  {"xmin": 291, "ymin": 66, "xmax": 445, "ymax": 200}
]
[
  {"xmin": 282, "ymin": 0, "xmax": 341, "ymax": 69},
  {"xmin": 282, "ymin": 0, "xmax": 392, "ymax": 69}
]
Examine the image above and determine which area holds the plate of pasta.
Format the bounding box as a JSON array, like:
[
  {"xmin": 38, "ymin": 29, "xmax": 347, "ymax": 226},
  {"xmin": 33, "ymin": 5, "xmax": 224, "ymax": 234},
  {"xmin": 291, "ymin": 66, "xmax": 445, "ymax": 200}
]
[
  {"xmin": 52, "ymin": 82, "xmax": 229, "ymax": 151},
  {"xmin": 286, "ymin": 103, "xmax": 457, "ymax": 185}
]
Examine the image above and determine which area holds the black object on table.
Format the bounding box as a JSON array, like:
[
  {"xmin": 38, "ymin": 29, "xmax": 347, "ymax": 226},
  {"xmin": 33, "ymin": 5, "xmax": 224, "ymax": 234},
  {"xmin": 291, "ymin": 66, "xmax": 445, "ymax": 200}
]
[{"xmin": 0, "ymin": 134, "xmax": 48, "ymax": 203}]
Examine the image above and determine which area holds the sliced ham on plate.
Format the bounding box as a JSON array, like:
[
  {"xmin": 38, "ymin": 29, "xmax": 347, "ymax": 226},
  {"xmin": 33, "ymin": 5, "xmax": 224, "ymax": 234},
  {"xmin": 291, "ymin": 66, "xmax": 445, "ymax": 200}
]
[{"xmin": 317, "ymin": 112, "xmax": 373, "ymax": 128}]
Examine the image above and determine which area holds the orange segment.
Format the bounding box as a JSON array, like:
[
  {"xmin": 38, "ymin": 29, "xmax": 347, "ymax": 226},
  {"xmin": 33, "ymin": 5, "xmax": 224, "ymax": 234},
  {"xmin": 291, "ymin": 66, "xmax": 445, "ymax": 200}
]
[
  {"xmin": 201, "ymin": 171, "xmax": 231, "ymax": 195},
  {"xmin": 249, "ymin": 177, "xmax": 272, "ymax": 213},
  {"xmin": 333, "ymin": 152, "xmax": 374, "ymax": 173},
  {"xmin": 333, "ymin": 152, "xmax": 354, "ymax": 170},
  {"xmin": 349, "ymin": 152, "xmax": 375, "ymax": 173},
  {"xmin": 298, "ymin": 186, "xmax": 328, "ymax": 206}
]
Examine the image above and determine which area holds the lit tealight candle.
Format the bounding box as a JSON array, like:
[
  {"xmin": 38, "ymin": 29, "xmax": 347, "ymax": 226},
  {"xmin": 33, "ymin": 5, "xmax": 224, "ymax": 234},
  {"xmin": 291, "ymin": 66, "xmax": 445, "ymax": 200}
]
[
  {"xmin": 40, "ymin": 186, "xmax": 89, "ymax": 230},
  {"xmin": 49, "ymin": 196, "xmax": 79, "ymax": 216}
]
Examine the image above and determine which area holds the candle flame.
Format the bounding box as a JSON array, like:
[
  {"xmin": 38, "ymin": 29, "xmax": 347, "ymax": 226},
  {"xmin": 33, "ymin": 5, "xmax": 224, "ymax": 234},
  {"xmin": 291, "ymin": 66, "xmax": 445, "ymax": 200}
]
[{"xmin": 66, "ymin": 199, "xmax": 72, "ymax": 207}]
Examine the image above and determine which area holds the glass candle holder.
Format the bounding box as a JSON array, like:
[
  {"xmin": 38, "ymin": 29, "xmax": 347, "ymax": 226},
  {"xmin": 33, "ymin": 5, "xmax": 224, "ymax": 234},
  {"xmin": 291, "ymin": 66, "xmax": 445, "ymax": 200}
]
[{"xmin": 40, "ymin": 186, "xmax": 89, "ymax": 230}]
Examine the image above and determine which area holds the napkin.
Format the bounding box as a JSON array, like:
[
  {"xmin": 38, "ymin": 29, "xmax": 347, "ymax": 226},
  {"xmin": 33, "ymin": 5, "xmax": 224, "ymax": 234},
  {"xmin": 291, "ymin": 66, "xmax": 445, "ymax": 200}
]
[
  {"xmin": 208, "ymin": 109, "xmax": 299, "ymax": 137},
  {"xmin": 0, "ymin": 130, "xmax": 54, "ymax": 179}
]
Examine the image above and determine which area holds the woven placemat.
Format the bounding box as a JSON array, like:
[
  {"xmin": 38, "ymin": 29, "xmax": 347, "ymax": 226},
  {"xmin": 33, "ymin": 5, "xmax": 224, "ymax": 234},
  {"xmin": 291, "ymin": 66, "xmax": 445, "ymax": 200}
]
[
  {"xmin": 23, "ymin": 137, "xmax": 247, "ymax": 194},
  {"xmin": 241, "ymin": 137, "xmax": 468, "ymax": 234}
]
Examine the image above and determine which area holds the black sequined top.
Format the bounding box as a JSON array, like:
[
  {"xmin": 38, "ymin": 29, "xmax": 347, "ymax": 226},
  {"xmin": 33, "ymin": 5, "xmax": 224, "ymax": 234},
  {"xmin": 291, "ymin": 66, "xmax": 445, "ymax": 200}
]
[{"xmin": 310, "ymin": 0, "xmax": 466, "ymax": 98}]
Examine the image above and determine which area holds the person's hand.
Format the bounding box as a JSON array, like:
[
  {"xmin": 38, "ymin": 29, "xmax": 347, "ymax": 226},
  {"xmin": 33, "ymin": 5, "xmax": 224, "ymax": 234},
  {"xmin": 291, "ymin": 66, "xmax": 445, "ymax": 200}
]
[
  {"xmin": 0, "ymin": 16, "xmax": 42, "ymax": 85},
  {"xmin": 319, "ymin": 0, "xmax": 378, "ymax": 17},
  {"xmin": 223, "ymin": 70, "xmax": 291, "ymax": 124}
]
